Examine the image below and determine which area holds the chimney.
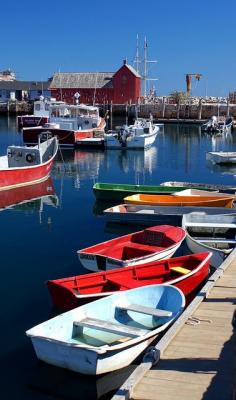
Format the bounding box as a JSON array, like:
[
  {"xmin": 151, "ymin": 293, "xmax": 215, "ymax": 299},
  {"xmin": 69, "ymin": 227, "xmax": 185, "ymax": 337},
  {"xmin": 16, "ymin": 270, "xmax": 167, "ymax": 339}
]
[{"xmin": 123, "ymin": 58, "xmax": 127, "ymax": 65}]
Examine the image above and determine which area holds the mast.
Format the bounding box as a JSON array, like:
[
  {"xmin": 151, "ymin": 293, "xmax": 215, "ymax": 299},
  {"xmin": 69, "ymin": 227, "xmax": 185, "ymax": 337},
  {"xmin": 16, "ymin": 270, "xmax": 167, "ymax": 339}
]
[
  {"xmin": 134, "ymin": 34, "xmax": 141, "ymax": 74},
  {"xmin": 143, "ymin": 37, "xmax": 158, "ymax": 98}
]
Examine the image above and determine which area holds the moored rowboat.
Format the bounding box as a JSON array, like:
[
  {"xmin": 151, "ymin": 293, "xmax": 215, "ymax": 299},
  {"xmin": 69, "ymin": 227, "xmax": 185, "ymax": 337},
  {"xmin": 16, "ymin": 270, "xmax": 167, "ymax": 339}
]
[
  {"xmin": 47, "ymin": 252, "xmax": 211, "ymax": 311},
  {"xmin": 92, "ymin": 182, "xmax": 215, "ymax": 201},
  {"xmin": 103, "ymin": 203, "xmax": 236, "ymax": 226},
  {"xmin": 182, "ymin": 212, "xmax": 236, "ymax": 268},
  {"xmin": 26, "ymin": 284, "xmax": 185, "ymax": 375},
  {"xmin": 160, "ymin": 181, "xmax": 236, "ymax": 194},
  {"xmin": 124, "ymin": 194, "xmax": 235, "ymax": 208},
  {"xmin": 78, "ymin": 225, "xmax": 186, "ymax": 272}
]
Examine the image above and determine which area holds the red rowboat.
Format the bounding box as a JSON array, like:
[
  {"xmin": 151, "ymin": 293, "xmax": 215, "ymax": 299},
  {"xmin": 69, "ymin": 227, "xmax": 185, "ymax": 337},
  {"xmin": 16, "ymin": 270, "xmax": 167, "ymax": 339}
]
[
  {"xmin": 0, "ymin": 134, "xmax": 58, "ymax": 190},
  {"xmin": 47, "ymin": 252, "xmax": 212, "ymax": 310},
  {"xmin": 78, "ymin": 225, "xmax": 186, "ymax": 271}
]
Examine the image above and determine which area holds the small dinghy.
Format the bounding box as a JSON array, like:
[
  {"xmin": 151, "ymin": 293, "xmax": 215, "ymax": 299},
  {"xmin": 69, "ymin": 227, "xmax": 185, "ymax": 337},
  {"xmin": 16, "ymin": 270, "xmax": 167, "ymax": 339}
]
[
  {"xmin": 26, "ymin": 284, "xmax": 185, "ymax": 375},
  {"xmin": 78, "ymin": 225, "xmax": 186, "ymax": 272},
  {"xmin": 124, "ymin": 194, "xmax": 235, "ymax": 208},
  {"xmin": 160, "ymin": 181, "xmax": 236, "ymax": 194},
  {"xmin": 103, "ymin": 203, "xmax": 236, "ymax": 226},
  {"xmin": 182, "ymin": 212, "xmax": 236, "ymax": 268},
  {"xmin": 207, "ymin": 152, "xmax": 236, "ymax": 165},
  {"xmin": 47, "ymin": 252, "xmax": 211, "ymax": 311}
]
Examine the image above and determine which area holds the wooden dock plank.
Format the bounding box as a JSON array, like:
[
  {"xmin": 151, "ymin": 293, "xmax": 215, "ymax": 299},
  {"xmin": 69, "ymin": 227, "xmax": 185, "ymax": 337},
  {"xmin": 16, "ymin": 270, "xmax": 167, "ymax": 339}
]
[{"xmin": 112, "ymin": 248, "xmax": 236, "ymax": 400}]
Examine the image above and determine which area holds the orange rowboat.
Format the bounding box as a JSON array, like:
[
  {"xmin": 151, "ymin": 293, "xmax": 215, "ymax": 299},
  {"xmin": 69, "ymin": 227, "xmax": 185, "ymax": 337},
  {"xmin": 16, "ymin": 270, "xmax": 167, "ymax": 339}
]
[{"xmin": 124, "ymin": 194, "xmax": 235, "ymax": 208}]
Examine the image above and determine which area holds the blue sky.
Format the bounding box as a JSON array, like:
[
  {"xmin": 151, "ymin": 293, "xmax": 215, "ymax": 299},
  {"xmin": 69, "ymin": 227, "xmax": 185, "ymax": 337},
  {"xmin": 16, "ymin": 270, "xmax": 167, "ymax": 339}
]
[{"xmin": 2, "ymin": 0, "xmax": 236, "ymax": 96}]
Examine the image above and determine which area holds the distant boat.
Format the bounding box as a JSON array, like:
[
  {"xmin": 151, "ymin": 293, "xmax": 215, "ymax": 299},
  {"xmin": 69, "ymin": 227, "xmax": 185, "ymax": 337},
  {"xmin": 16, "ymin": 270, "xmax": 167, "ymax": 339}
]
[
  {"xmin": 103, "ymin": 203, "xmax": 236, "ymax": 226},
  {"xmin": 207, "ymin": 152, "xmax": 236, "ymax": 165},
  {"xmin": 17, "ymin": 97, "xmax": 65, "ymax": 129},
  {"xmin": 160, "ymin": 181, "xmax": 236, "ymax": 194},
  {"xmin": 0, "ymin": 134, "xmax": 58, "ymax": 190},
  {"xmin": 26, "ymin": 284, "xmax": 185, "ymax": 375},
  {"xmin": 23, "ymin": 103, "xmax": 106, "ymax": 147},
  {"xmin": 92, "ymin": 182, "xmax": 215, "ymax": 202},
  {"xmin": 47, "ymin": 252, "xmax": 211, "ymax": 311},
  {"xmin": 124, "ymin": 194, "xmax": 235, "ymax": 208},
  {"xmin": 201, "ymin": 116, "xmax": 233, "ymax": 134},
  {"xmin": 78, "ymin": 225, "xmax": 186, "ymax": 271},
  {"xmin": 182, "ymin": 212, "xmax": 236, "ymax": 268},
  {"xmin": 104, "ymin": 118, "xmax": 159, "ymax": 149}
]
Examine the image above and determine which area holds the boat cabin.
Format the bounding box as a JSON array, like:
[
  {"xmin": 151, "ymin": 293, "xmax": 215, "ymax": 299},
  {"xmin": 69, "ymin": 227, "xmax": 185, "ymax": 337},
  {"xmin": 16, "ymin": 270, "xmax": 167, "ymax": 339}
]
[{"xmin": 49, "ymin": 104, "xmax": 100, "ymax": 131}]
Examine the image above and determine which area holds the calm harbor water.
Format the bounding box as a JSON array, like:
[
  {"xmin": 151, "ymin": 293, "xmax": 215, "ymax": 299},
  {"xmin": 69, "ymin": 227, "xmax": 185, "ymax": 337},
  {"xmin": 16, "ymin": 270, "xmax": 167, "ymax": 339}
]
[{"xmin": 0, "ymin": 116, "xmax": 236, "ymax": 399}]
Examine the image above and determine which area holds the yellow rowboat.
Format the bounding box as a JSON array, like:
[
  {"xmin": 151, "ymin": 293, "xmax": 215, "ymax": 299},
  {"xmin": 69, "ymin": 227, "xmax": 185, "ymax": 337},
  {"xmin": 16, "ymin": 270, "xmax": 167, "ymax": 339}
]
[{"xmin": 124, "ymin": 194, "xmax": 235, "ymax": 208}]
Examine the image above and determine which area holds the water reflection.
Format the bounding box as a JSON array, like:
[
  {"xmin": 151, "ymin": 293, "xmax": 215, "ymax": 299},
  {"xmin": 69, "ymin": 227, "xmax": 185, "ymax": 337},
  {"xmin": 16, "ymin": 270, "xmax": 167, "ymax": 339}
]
[
  {"xmin": 207, "ymin": 161, "xmax": 236, "ymax": 177},
  {"xmin": 28, "ymin": 361, "xmax": 136, "ymax": 400},
  {"xmin": 0, "ymin": 177, "xmax": 58, "ymax": 212},
  {"xmin": 104, "ymin": 146, "xmax": 157, "ymax": 178},
  {"xmin": 52, "ymin": 149, "xmax": 105, "ymax": 183}
]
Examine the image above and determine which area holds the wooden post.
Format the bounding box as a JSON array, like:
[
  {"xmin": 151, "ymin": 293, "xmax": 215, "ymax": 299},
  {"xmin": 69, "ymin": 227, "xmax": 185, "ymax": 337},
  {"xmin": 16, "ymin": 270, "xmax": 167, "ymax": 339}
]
[
  {"xmin": 110, "ymin": 101, "xmax": 113, "ymax": 130},
  {"xmin": 198, "ymin": 97, "xmax": 202, "ymax": 120},
  {"xmin": 227, "ymin": 97, "xmax": 230, "ymax": 117},
  {"xmin": 177, "ymin": 98, "xmax": 180, "ymax": 119},
  {"xmin": 162, "ymin": 97, "xmax": 166, "ymax": 119}
]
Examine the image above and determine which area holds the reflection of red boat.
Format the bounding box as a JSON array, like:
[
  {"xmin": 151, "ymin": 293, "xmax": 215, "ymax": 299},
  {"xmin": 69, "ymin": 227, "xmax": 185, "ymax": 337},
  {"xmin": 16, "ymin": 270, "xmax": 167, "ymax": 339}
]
[
  {"xmin": 0, "ymin": 176, "xmax": 57, "ymax": 210},
  {"xmin": 0, "ymin": 135, "xmax": 58, "ymax": 190},
  {"xmin": 47, "ymin": 252, "xmax": 211, "ymax": 311}
]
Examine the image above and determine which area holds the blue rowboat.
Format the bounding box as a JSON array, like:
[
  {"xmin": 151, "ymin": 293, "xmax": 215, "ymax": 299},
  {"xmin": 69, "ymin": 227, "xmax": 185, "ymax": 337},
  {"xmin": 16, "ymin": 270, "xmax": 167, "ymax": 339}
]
[{"xmin": 26, "ymin": 284, "xmax": 185, "ymax": 375}]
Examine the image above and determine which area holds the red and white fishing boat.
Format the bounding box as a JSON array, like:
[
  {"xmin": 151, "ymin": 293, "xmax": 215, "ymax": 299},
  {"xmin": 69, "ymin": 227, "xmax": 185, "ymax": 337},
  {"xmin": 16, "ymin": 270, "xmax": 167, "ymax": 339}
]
[
  {"xmin": 47, "ymin": 252, "xmax": 211, "ymax": 310},
  {"xmin": 22, "ymin": 103, "xmax": 106, "ymax": 147},
  {"xmin": 17, "ymin": 97, "xmax": 65, "ymax": 129},
  {"xmin": 0, "ymin": 133, "xmax": 58, "ymax": 190},
  {"xmin": 78, "ymin": 225, "xmax": 186, "ymax": 272}
]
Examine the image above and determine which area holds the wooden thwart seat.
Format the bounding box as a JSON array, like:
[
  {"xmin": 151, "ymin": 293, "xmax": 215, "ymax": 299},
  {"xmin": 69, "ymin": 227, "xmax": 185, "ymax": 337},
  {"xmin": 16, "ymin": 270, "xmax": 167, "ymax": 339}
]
[
  {"xmin": 117, "ymin": 303, "xmax": 172, "ymax": 317},
  {"xmin": 170, "ymin": 266, "xmax": 191, "ymax": 275},
  {"xmin": 73, "ymin": 317, "xmax": 148, "ymax": 337}
]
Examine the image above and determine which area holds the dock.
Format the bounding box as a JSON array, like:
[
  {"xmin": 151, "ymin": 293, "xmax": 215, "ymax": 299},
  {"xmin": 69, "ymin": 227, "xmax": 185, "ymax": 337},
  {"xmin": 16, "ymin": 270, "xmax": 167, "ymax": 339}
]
[{"xmin": 112, "ymin": 249, "xmax": 236, "ymax": 400}]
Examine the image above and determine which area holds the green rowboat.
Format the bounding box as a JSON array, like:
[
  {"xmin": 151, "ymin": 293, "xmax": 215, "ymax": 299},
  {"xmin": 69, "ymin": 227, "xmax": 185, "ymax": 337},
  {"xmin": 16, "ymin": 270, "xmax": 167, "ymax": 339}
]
[{"xmin": 93, "ymin": 182, "xmax": 214, "ymax": 201}]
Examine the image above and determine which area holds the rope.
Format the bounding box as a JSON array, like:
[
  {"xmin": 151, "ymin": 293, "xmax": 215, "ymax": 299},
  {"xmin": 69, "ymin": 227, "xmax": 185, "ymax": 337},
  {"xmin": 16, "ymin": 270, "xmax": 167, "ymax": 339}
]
[{"xmin": 186, "ymin": 316, "xmax": 212, "ymax": 326}]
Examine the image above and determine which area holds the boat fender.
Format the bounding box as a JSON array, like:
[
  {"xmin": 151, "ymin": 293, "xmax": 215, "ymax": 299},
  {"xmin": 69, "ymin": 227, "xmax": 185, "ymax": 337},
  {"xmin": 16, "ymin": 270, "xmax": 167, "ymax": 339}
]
[
  {"xmin": 142, "ymin": 346, "xmax": 160, "ymax": 366},
  {"xmin": 84, "ymin": 120, "xmax": 90, "ymax": 125},
  {"xmin": 26, "ymin": 153, "xmax": 35, "ymax": 163}
]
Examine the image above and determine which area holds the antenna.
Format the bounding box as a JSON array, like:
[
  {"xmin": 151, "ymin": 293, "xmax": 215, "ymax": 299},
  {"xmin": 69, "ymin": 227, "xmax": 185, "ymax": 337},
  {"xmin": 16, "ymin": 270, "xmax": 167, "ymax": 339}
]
[{"xmin": 143, "ymin": 37, "xmax": 158, "ymax": 98}]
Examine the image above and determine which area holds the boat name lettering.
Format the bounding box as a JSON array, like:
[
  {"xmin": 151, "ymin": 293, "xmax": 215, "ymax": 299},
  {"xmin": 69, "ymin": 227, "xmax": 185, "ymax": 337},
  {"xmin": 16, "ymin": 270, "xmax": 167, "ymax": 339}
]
[{"xmin": 80, "ymin": 254, "xmax": 95, "ymax": 260}]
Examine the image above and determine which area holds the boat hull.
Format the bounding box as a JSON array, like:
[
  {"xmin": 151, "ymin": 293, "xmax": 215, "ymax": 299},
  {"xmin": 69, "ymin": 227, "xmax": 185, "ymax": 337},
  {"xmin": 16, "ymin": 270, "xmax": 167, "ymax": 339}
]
[
  {"xmin": 23, "ymin": 127, "xmax": 86, "ymax": 147},
  {"xmin": 0, "ymin": 157, "xmax": 55, "ymax": 190},
  {"xmin": 79, "ymin": 241, "xmax": 183, "ymax": 272},
  {"xmin": 92, "ymin": 183, "xmax": 211, "ymax": 201},
  {"xmin": 104, "ymin": 131, "xmax": 157, "ymax": 149},
  {"xmin": 26, "ymin": 284, "xmax": 185, "ymax": 375},
  {"xmin": 103, "ymin": 204, "xmax": 236, "ymax": 226},
  {"xmin": 47, "ymin": 253, "xmax": 211, "ymax": 311},
  {"xmin": 124, "ymin": 194, "xmax": 235, "ymax": 208},
  {"xmin": 160, "ymin": 181, "xmax": 236, "ymax": 194},
  {"xmin": 207, "ymin": 152, "xmax": 236, "ymax": 165},
  {"xmin": 185, "ymin": 234, "xmax": 227, "ymax": 268},
  {"xmin": 29, "ymin": 333, "xmax": 157, "ymax": 375},
  {"xmin": 18, "ymin": 116, "xmax": 49, "ymax": 129}
]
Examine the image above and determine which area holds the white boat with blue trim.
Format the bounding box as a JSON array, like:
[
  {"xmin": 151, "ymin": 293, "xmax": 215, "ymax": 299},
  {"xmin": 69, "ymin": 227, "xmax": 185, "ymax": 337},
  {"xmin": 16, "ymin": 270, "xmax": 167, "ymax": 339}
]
[{"xmin": 26, "ymin": 284, "xmax": 185, "ymax": 375}]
